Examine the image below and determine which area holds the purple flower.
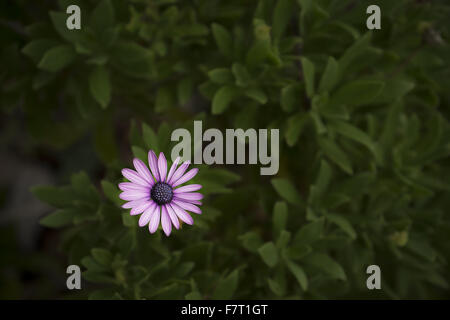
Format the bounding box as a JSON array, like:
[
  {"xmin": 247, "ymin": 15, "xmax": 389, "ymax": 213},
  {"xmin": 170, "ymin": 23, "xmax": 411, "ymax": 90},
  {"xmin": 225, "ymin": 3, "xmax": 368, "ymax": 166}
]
[{"xmin": 119, "ymin": 150, "xmax": 202, "ymax": 236}]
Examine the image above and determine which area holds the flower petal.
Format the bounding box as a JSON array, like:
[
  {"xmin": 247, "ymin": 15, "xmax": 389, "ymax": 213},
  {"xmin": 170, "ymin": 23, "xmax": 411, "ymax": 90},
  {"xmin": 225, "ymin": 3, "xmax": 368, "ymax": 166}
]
[
  {"xmin": 161, "ymin": 205, "xmax": 172, "ymax": 236},
  {"xmin": 168, "ymin": 160, "xmax": 190, "ymax": 185},
  {"xmin": 158, "ymin": 152, "xmax": 168, "ymax": 182},
  {"xmin": 119, "ymin": 182, "xmax": 149, "ymax": 192},
  {"xmin": 130, "ymin": 200, "xmax": 153, "ymax": 216},
  {"xmin": 166, "ymin": 157, "xmax": 180, "ymax": 184},
  {"xmin": 148, "ymin": 150, "xmax": 160, "ymax": 182},
  {"xmin": 149, "ymin": 205, "xmax": 161, "ymax": 233},
  {"xmin": 165, "ymin": 204, "xmax": 180, "ymax": 230},
  {"xmin": 172, "ymin": 168, "xmax": 199, "ymax": 187},
  {"xmin": 172, "ymin": 199, "xmax": 202, "ymax": 214},
  {"xmin": 119, "ymin": 190, "xmax": 149, "ymax": 201},
  {"xmin": 184, "ymin": 200, "xmax": 202, "ymax": 205},
  {"xmin": 133, "ymin": 158, "xmax": 154, "ymax": 184},
  {"xmin": 139, "ymin": 203, "xmax": 156, "ymax": 227},
  {"xmin": 122, "ymin": 199, "xmax": 148, "ymax": 209},
  {"xmin": 172, "ymin": 198, "xmax": 202, "ymax": 205},
  {"xmin": 174, "ymin": 198, "xmax": 202, "ymax": 205},
  {"xmin": 170, "ymin": 202, "xmax": 194, "ymax": 225},
  {"xmin": 173, "ymin": 192, "xmax": 203, "ymax": 201},
  {"xmin": 122, "ymin": 168, "xmax": 150, "ymax": 186},
  {"xmin": 174, "ymin": 184, "xmax": 202, "ymax": 193}
]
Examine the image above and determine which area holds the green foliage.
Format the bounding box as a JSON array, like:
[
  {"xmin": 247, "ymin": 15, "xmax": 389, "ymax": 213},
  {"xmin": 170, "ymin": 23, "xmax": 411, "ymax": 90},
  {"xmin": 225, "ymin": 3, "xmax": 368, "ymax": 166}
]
[
  {"xmin": 89, "ymin": 66, "xmax": 111, "ymax": 109},
  {"xmin": 3, "ymin": 0, "xmax": 450, "ymax": 299}
]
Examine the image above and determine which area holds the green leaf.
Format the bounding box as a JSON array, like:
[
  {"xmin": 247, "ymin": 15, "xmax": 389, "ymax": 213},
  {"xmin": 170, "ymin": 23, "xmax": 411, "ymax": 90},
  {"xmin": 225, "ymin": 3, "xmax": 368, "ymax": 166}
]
[
  {"xmin": 330, "ymin": 80, "xmax": 384, "ymax": 108},
  {"xmin": 32, "ymin": 185, "xmax": 73, "ymax": 207},
  {"xmin": 101, "ymin": 180, "xmax": 122, "ymax": 206},
  {"xmin": 310, "ymin": 109, "xmax": 327, "ymax": 134},
  {"xmin": 198, "ymin": 81, "xmax": 218, "ymax": 100},
  {"xmin": 198, "ymin": 168, "xmax": 241, "ymax": 184},
  {"xmin": 89, "ymin": 66, "xmax": 111, "ymax": 109},
  {"xmin": 285, "ymin": 112, "xmax": 309, "ymax": 147},
  {"xmin": 286, "ymin": 260, "xmax": 308, "ymax": 291},
  {"xmin": 330, "ymin": 21, "xmax": 360, "ymax": 40},
  {"xmin": 281, "ymin": 84, "xmax": 302, "ymax": 113},
  {"xmin": 132, "ymin": 145, "xmax": 147, "ymax": 161},
  {"xmin": 267, "ymin": 278, "xmax": 284, "ymax": 296},
  {"xmin": 40, "ymin": 209, "xmax": 74, "ymax": 228},
  {"xmin": 22, "ymin": 39, "xmax": 60, "ymax": 64},
  {"xmin": 245, "ymin": 87, "xmax": 267, "ymax": 104},
  {"xmin": 142, "ymin": 123, "xmax": 159, "ymax": 152},
  {"xmin": 309, "ymin": 160, "xmax": 332, "ymax": 205},
  {"xmin": 122, "ymin": 214, "xmax": 135, "ymax": 227},
  {"xmin": 258, "ymin": 242, "xmax": 279, "ymax": 267},
  {"xmin": 417, "ymin": 112, "xmax": 446, "ymax": 163},
  {"xmin": 293, "ymin": 218, "xmax": 324, "ymax": 245},
  {"xmin": 271, "ymin": 178, "xmax": 303, "ymax": 206},
  {"xmin": 273, "ymin": 201, "xmax": 288, "ymax": 236},
  {"xmin": 71, "ymin": 171, "xmax": 90, "ymax": 192},
  {"xmin": 305, "ymin": 253, "xmax": 346, "ymax": 280},
  {"xmin": 208, "ymin": 68, "xmax": 233, "ymax": 84},
  {"xmin": 315, "ymin": 160, "xmax": 332, "ymax": 195},
  {"xmin": 174, "ymin": 262, "xmax": 195, "ymax": 278},
  {"xmin": 301, "ymin": 57, "xmax": 315, "ymax": 98},
  {"xmin": 86, "ymin": 56, "xmax": 108, "ymax": 66},
  {"xmin": 406, "ymin": 236, "xmax": 437, "ymax": 262},
  {"xmin": 91, "ymin": 248, "xmax": 113, "ymax": 266},
  {"xmin": 286, "ymin": 244, "xmax": 312, "ymax": 260},
  {"xmin": 318, "ymin": 137, "xmax": 353, "ymax": 175},
  {"xmin": 246, "ymin": 20, "xmax": 281, "ymax": 67},
  {"xmin": 89, "ymin": 0, "xmax": 115, "ymax": 32},
  {"xmin": 272, "ymin": 0, "xmax": 295, "ymax": 41},
  {"xmin": 379, "ymin": 101, "xmax": 403, "ymax": 150},
  {"xmin": 111, "ymin": 41, "xmax": 152, "ymax": 79},
  {"xmin": 72, "ymin": 80, "xmax": 96, "ymax": 117},
  {"xmin": 38, "ymin": 45, "xmax": 76, "ymax": 72},
  {"xmin": 211, "ymin": 23, "xmax": 233, "ymax": 58},
  {"xmin": 232, "ymin": 63, "xmax": 251, "ymax": 87},
  {"xmin": 239, "ymin": 232, "xmax": 263, "ymax": 252},
  {"xmin": 327, "ymin": 213, "xmax": 357, "ymax": 239},
  {"xmin": 318, "ymin": 56, "xmax": 339, "ymax": 93},
  {"xmin": 212, "ymin": 86, "xmax": 239, "ymax": 114},
  {"xmin": 298, "ymin": 0, "xmax": 313, "ymax": 32},
  {"xmin": 319, "ymin": 103, "xmax": 349, "ymax": 121},
  {"xmin": 81, "ymin": 256, "xmax": 107, "ymax": 272},
  {"xmin": 70, "ymin": 171, "xmax": 98, "ymax": 203},
  {"xmin": 372, "ymin": 79, "xmax": 415, "ymax": 104},
  {"xmin": 339, "ymin": 32, "xmax": 372, "ymax": 73},
  {"xmin": 276, "ymin": 230, "xmax": 291, "ymax": 248},
  {"xmin": 329, "ymin": 120, "xmax": 381, "ymax": 163},
  {"xmin": 212, "ymin": 270, "xmax": 239, "ymax": 299},
  {"xmin": 334, "ymin": 172, "xmax": 375, "ymax": 197},
  {"xmin": 113, "ymin": 42, "xmax": 150, "ymax": 62},
  {"xmin": 246, "ymin": 40, "xmax": 278, "ymax": 67}
]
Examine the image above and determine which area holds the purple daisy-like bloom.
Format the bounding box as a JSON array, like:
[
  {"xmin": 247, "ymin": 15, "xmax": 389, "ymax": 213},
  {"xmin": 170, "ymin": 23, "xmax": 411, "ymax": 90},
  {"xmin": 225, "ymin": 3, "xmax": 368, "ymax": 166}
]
[{"xmin": 119, "ymin": 150, "xmax": 202, "ymax": 236}]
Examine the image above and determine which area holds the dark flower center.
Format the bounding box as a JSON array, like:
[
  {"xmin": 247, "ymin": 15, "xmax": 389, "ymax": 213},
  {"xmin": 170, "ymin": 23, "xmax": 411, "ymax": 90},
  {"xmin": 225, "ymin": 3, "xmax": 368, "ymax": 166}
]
[{"xmin": 150, "ymin": 182, "xmax": 173, "ymax": 205}]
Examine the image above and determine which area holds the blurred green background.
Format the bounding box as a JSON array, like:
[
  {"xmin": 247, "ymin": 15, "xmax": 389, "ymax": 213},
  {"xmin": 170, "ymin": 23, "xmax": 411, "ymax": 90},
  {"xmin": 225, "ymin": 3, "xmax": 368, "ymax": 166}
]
[{"xmin": 1, "ymin": 0, "xmax": 450, "ymax": 299}]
